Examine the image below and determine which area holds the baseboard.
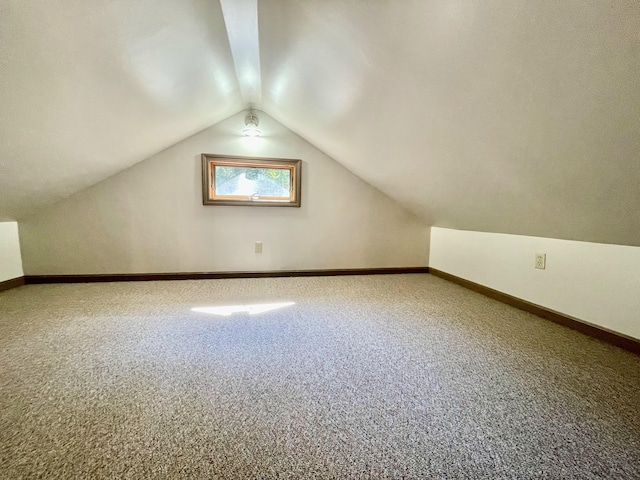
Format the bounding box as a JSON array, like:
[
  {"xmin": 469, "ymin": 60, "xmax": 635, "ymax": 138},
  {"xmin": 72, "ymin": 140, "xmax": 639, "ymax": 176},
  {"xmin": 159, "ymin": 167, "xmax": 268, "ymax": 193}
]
[
  {"xmin": 429, "ymin": 268, "xmax": 640, "ymax": 355},
  {"xmin": 25, "ymin": 267, "xmax": 429, "ymax": 284},
  {"xmin": 0, "ymin": 276, "xmax": 25, "ymax": 292},
  {"xmin": 16, "ymin": 267, "xmax": 639, "ymax": 353}
]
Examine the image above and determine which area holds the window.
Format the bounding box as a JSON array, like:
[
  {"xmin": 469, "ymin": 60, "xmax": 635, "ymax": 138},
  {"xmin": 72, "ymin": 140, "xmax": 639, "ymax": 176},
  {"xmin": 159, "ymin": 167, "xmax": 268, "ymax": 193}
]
[{"xmin": 201, "ymin": 154, "xmax": 302, "ymax": 207}]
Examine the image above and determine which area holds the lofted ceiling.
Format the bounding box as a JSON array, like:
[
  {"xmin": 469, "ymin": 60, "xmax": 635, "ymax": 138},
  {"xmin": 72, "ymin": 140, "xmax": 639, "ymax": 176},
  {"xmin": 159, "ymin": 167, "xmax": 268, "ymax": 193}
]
[
  {"xmin": 1, "ymin": 1, "xmax": 639, "ymax": 246},
  {"xmin": 0, "ymin": 0, "xmax": 242, "ymax": 220}
]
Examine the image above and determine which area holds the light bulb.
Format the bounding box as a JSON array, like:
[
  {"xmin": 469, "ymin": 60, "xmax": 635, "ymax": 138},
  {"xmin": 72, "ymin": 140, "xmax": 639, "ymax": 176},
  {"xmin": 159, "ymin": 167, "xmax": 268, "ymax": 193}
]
[{"xmin": 242, "ymin": 111, "xmax": 262, "ymax": 136}]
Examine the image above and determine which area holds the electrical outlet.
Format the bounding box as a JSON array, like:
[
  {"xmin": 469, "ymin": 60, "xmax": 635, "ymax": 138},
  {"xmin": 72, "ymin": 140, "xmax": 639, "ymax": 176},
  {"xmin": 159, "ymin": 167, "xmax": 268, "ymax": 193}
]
[
  {"xmin": 535, "ymin": 253, "xmax": 546, "ymax": 269},
  {"xmin": 255, "ymin": 241, "xmax": 262, "ymax": 254}
]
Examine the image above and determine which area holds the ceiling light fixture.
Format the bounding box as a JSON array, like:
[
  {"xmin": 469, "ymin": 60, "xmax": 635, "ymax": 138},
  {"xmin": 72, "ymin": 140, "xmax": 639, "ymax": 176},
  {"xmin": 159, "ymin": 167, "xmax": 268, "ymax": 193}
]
[{"xmin": 242, "ymin": 111, "xmax": 262, "ymax": 137}]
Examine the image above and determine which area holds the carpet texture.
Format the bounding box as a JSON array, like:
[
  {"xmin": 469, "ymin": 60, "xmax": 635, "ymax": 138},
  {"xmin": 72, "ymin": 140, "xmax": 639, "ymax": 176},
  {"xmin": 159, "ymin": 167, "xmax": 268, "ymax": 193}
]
[{"xmin": 0, "ymin": 274, "xmax": 638, "ymax": 479}]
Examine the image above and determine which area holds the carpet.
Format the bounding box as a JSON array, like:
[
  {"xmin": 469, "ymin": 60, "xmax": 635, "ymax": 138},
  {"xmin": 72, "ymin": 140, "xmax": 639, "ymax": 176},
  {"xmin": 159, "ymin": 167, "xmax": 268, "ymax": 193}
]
[{"xmin": 1, "ymin": 274, "xmax": 638, "ymax": 479}]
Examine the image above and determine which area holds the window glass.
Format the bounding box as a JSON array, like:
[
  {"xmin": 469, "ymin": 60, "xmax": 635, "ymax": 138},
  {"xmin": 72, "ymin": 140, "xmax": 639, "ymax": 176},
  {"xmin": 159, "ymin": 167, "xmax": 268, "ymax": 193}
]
[
  {"xmin": 202, "ymin": 155, "xmax": 301, "ymax": 207},
  {"xmin": 215, "ymin": 166, "xmax": 291, "ymax": 199}
]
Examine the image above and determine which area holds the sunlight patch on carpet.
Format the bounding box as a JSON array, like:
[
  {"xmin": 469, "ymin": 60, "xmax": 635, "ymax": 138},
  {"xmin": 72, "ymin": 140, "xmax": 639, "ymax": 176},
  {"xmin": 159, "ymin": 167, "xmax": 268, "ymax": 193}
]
[{"xmin": 191, "ymin": 302, "xmax": 295, "ymax": 316}]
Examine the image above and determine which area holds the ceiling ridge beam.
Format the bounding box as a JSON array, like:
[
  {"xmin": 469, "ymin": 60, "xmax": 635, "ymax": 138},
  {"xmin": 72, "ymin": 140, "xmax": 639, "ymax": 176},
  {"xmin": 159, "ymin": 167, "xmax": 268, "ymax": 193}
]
[{"xmin": 220, "ymin": 0, "xmax": 262, "ymax": 109}]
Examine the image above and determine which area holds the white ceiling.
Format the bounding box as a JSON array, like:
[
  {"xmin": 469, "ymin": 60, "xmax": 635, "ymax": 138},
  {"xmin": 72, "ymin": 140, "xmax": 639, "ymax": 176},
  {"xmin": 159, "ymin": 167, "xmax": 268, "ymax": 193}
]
[
  {"xmin": 0, "ymin": 0, "xmax": 242, "ymax": 220},
  {"xmin": 2, "ymin": 0, "xmax": 639, "ymax": 246}
]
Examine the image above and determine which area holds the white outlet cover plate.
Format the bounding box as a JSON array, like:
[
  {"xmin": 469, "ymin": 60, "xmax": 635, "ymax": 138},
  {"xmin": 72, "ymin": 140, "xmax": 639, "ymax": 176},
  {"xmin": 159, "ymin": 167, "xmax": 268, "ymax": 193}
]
[{"xmin": 535, "ymin": 253, "xmax": 546, "ymax": 269}]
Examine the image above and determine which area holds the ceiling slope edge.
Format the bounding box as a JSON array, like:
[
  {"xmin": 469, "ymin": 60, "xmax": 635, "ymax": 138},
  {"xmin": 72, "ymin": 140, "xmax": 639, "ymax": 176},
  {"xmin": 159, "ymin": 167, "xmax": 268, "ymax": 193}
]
[
  {"xmin": 15, "ymin": 110, "xmax": 248, "ymax": 224},
  {"xmin": 259, "ymin": 108, "xmax": 431, "ymax": 228}
]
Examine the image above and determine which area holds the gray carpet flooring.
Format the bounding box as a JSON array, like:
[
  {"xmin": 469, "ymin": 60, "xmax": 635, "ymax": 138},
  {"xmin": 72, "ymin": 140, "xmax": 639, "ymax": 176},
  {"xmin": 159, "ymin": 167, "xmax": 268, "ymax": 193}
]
[{"xmin": 1, "ymin": 274, "xmax": 639, "ymax": 479}]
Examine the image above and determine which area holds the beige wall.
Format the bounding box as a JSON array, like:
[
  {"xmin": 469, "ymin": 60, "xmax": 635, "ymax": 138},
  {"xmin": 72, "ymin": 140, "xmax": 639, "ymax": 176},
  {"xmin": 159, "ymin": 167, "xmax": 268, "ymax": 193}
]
[
  {"xmin": 429, "ymin": 227, "xmax": 640, "ymax": 340},
  {"xmin": 0, "ymin": 222, "xmax": 23, "ymax": 282},
  {"xmin": 20, "ymin": 112, "xmax": 429, "ymax": 275}
]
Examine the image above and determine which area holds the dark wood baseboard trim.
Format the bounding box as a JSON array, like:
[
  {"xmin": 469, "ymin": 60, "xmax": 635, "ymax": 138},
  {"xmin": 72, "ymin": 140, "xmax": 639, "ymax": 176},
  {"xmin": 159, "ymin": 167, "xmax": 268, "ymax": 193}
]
[
  {"xmin": 25, "ymin": 267, "xmax": 429, "ymax": 284},
  {"xmin": 0, "ymin": 276, "xmax": 25, "ymax": 292},
  {"xmin": 429, "ymin": 268, "xmax": 640, "ymax": 355}
]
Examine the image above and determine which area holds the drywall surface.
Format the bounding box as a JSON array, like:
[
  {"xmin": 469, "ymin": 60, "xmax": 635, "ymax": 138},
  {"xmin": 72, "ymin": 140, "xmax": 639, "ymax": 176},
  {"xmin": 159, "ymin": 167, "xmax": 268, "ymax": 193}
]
[
  {"xmin": 20, "ymin": 112, "xmax": 429, "ymax": 274},
  {"xmin": 1, "ymin": 0, "xmax": 242, "ymax": 221},
  {"xmin": 429, "ymin": 227, "xmax": 640, "ymax": 340},
  {"xmin": 261, "ymin": 1, "xmax": 640, "ymax": 247},
  {"xmin": 0, "ymin": 222, "xmax": 23, "ymax": 282}
]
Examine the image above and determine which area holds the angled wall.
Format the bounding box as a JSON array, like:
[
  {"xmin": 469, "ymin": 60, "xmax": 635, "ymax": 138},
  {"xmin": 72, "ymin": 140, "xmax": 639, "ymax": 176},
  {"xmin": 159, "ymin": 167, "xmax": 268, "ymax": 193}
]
[
  {"xmin": 0, "ymin": 222, "xmax": 23, "ymax": 282},
  {"xmin": 429, "ymin": 227, "xmax": 640, "ymax": 340},
  {"xmin": 19, "ymin": 112, "xmax": 429, "ymax": 274}
]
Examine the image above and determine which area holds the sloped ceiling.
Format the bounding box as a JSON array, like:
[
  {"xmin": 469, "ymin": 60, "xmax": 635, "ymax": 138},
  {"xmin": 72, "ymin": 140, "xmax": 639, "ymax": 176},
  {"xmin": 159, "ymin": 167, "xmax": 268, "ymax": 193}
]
[
  {"xmin": 260, "ymin": 0, "xmax": 640, "ymax": 246},
  {"xmin": 1, "ymin": 1, "xmax": 639, "ymax": 246},
  {"xmin": 0, "ymin": 0, "xmax": 242, "ymax": 221}
]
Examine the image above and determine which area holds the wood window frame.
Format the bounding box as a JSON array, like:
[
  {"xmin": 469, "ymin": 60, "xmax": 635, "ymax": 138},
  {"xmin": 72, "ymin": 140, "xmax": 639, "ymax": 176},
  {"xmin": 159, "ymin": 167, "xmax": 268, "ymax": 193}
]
[{"xmin": 201, "ymin": 154, "xmax": 302, "ymax": 207}]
